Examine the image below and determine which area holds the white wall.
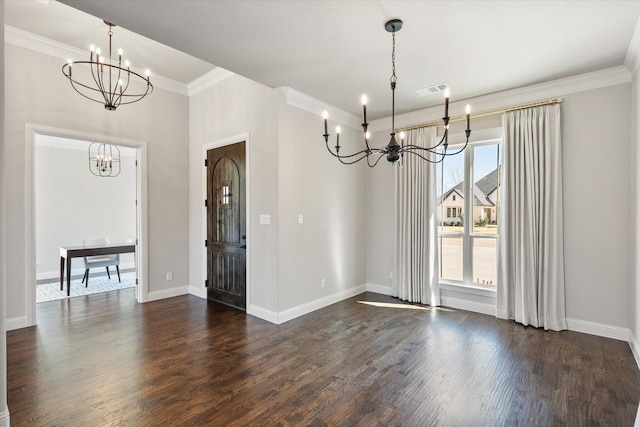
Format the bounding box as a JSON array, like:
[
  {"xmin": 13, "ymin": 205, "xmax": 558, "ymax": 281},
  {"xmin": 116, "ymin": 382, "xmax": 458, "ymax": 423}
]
[
  {"xmin": 35, "ymin": 137, "xmax": 136, "ymax": 278},
  {"xmin": 562, "ymin": 84, "xmax": 632, "ymax": 328},
  {"xmin": 632, "ymin": 60, "xmax": 640, "ymax": 354},
  {"xmin": 5, "ymin": 42, "xmax": 190, "ymax": 325},
  {"xmin": 277, "ymin": 96, "xmax": 367, "ymax": 312},
  {"xmin": 0, "ymin": 0, "xmax": 9, "ymax": 424}
]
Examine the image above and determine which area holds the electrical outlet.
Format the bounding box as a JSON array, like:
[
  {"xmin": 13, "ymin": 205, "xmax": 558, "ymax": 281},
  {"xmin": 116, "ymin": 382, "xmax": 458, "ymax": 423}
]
[
  {"xmin": 166, "ymin": 272, "xmax": 173, "ymax": 281},
  {"xmin": 321, "ymin": 278, "xmax": 326, "ymax": 288}
]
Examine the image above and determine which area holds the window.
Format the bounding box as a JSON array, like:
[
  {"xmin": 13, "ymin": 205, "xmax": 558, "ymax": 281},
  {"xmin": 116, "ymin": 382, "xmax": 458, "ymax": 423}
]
[
  {"xmin": 220, "ymin": 182, "xmax": 231, "ymax": 207},
  {"xmin": 436, "ymin": 139, "xmax": 501, "ymax": 287},
  {"xmin": 448, "ymin": 207, "xmax": 461, "ymax": 218}
]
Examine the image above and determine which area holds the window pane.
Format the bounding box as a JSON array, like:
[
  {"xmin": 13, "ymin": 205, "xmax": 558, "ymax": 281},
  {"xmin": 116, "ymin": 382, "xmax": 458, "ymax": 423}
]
[
  {"xmin": 440, "ymin": 236, "xmax": 463, "ymax": 281},
  {"xmin": 473, "ymin": 144, "xmax": 501, "ymax": 234},
  {"xmin": 472, "ymin": 238, "xmax": 497, "ymax": 286},
  {"xmin": 437, "ymin": 151, "xmax": 464, "ymax": 234}
]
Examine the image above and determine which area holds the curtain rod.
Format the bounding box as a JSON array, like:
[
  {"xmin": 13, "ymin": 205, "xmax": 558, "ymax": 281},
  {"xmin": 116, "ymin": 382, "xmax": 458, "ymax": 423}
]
[{"xmin": 397, "ymin": 98, "xmax": 562, "ymax": 132}]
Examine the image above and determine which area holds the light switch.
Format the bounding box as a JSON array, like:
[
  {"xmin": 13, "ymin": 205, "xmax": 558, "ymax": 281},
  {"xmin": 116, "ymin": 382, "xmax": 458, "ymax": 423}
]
[
  {"xmin": 298, "ymin": 214, "xmax": 304, "ymax": 224},
  {"xmin": 259, "ymin": 214, "xmax": 271, "ymax": 225}
]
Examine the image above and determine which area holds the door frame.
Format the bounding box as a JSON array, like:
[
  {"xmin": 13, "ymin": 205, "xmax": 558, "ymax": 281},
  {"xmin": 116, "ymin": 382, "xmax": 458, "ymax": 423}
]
[
  {"xmin": 24, "ymin": 123, "xmax": 149, "ymax": 326},
  {"xmin": 201, "ymin": 133, "xmax": 250, "ymax": 309}
]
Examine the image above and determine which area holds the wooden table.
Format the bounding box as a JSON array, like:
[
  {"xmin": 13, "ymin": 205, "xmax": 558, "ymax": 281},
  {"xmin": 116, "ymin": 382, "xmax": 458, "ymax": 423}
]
[{"xmin": 59, "ymin": 243, "xmax": 136, "ymax": 296}]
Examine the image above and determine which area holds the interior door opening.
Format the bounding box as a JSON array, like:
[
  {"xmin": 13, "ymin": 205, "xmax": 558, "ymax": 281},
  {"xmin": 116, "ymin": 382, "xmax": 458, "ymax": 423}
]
[{"xmin": 34, "ymin": 133, "xmax": 139, "ymax": 304}]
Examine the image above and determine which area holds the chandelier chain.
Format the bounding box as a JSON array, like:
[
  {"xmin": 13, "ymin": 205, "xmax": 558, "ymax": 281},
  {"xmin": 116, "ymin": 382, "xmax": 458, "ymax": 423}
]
[{"xmin": 390, "ymin": 31, "xmax": 397, "ymax": 84}]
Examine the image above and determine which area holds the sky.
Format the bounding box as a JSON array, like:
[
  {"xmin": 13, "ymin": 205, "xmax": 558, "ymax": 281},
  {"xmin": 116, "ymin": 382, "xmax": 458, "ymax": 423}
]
[{"xmin": 436, "ymin": 143, "xmax": 500, "ymax": 196}]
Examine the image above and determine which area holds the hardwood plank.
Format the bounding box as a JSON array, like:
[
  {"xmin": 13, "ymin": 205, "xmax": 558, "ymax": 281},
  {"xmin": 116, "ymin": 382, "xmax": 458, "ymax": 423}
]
[{"xmin": 7, "ymin": 290, "xmax": 640, "ymax": 426}]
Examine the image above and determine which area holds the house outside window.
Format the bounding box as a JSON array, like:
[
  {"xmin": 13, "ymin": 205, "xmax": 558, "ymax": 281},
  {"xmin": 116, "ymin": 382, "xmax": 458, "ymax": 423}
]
[{"xmin": 436, "ymin": 139, "xmax": 501, "ymax": 287}]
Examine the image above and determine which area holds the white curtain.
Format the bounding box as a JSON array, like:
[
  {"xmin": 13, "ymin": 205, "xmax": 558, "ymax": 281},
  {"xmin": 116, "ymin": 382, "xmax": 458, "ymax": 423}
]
[
  {"xmin": 497, "ymin": 104, "xmax": 567, "ymax": 331},
  {"xmin": 393, "ymin": 127, "xmax": 440, "ymax": 306}
]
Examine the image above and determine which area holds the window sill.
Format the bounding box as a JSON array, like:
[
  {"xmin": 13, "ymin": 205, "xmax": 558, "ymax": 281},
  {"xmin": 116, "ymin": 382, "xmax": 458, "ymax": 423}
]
[{"xmin": 440, "ymin": 281, "xmax": 497, "ymax": 298}]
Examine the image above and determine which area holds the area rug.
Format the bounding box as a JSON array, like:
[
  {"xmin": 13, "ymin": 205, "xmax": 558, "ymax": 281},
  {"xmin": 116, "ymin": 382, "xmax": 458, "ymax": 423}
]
[{"xmin": 37, "ymin": 271, "xmax": 137, "ymax": 303}]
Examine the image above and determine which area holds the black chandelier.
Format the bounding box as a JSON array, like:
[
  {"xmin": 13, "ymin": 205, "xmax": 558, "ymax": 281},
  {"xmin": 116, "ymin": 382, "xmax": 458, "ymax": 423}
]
[
  {"xmin": 62, "ymin": 21, "xmax": 153, "ymax": 111},
  {"xmin": 322, "ymin": 19, "xmax": 472, "ymax": 166}
]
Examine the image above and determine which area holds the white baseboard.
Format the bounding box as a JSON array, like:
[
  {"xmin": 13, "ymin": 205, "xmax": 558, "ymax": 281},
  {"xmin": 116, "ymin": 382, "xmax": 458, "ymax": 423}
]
[
  {"xmin": 277, "ymin": 284, "xmax": 367, "ymax": 324},
  {"xmin": 440, "ymin": 295, "xmax": 496, "ymax": 316},
  {"xmin": 366, "ymin": 283, "xmax": 392, "ymax": 295},
  {"xmin": 566, "ymin": 318, "xmax": 630, "ymax": 341},
  {"xmin": 247, "ymin": 304, "xmax": 279, "ymax": 324},
  {"xmin": 248, "ymin": 284, "xmax": 367, "ymax": 325},
  {"xmin": 146, "ymin": 285, "xmax": 189, "ymax": 302},
  {"xmin": 37, "ymin": 262, "xmax": 136, "ymax": 281},
  {"xmin": 0, "ymin": 409, "xmax": 10, "ymax": 427},
  {"xmin": 629, "ymin": 333, "xmax": 640, "ymax": 370},
  {"xmin": 5, "ymin": 316, "xmax": 28, "ymax": 331},
  {"xmin": 189, "ymin": 285, "xmax": 207, "ymax": 299}
]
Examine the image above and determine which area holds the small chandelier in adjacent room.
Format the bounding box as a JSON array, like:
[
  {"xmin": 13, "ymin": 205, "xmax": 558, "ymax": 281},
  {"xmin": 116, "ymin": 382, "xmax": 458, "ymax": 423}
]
[
  {"xmin": 89, "ymin": 142, "xmax": 121, "ymax": 177},
  {"xmin": 322, "ymin": 19, "xmax": 472, "ymax": 166},
  {"xmin": 62, "ymin": 21, "xmax": 153, "ymax": 111}
]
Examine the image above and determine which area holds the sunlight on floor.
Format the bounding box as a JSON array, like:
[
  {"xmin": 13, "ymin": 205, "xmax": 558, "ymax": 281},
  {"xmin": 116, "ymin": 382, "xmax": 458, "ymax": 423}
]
[{"xmin": 357, "ymin": 301, "xmax": 455, "ymax": 312}]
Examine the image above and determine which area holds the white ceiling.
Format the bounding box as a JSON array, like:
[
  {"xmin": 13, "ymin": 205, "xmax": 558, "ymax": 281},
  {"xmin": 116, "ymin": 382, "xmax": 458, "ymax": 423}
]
[{"xmin": 6, "ymin": 0, "xmax": 640, "ymax": 120}]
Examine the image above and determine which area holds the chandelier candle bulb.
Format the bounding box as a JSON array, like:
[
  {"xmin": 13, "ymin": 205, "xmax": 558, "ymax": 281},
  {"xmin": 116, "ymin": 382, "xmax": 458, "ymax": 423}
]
[
  {"xmin": 322, "ymin": 111, "xmax": 329, "ymax": 136},
  {"xmin": 361, "ymin": 94, "xmax": 368, "ymax": 124},
  {"xmin": 444, "ymin": 88, "xmax": 450, "ymax": 119},
  {"xmin": 465, "ymin": 104, "xmax": 471, "ymax": 130}
]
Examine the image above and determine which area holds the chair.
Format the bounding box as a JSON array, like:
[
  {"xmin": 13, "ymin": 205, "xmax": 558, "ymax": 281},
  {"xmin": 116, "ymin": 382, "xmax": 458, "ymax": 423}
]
[{"xmin": 82, "ymin": 238, "xmax": 120, "ymax": 287}]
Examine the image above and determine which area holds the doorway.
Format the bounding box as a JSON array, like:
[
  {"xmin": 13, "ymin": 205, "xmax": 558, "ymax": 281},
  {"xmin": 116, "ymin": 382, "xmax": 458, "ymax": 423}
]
[
  {"xmin": 34, "ymin": 135, "xmax": 137, "ymax": 302},
  {"xmin": 206, "ymin": 141, "xmax": 247, "ymax": 309},
  {"xmin": 25, "ymin": 124, "xmax": 149, "ymax": 327}
]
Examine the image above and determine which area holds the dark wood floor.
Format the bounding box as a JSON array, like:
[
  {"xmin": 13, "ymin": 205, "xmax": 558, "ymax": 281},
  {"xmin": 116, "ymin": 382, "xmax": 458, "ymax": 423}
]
[{"xmin": 6, "ymin": 289, "xmax": 640, "ymax": 426}]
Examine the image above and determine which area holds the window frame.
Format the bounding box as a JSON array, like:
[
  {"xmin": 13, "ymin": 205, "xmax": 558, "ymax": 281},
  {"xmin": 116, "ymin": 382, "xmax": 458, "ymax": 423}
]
[{"xmin": 438, "ymin": 134, "xmax": 502, "ymax": 290}]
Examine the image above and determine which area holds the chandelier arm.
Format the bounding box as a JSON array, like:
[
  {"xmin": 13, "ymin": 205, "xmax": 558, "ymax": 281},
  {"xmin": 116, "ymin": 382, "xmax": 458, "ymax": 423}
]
[
  {"xmin": 98, "ymin": 64, "xmax": 112, "ymax": 107},
  {"xmin": 325, "ymin": 140, "xmax": 372, "ymax": 159},
  {"xmin": 439, "ymin": 137, "xmax": 471, "ymax": 157},
  {"xmin": 112, "ymin": 62, "xmax": 125, "ymax": 108},
  {"xmin": 63, "ymin": 62, "xmax": 154, "ymax": 106},
  {"xmin": 88, "ymin": 60, "xmax": 108, "ymax": 105},
  {"xmin": 367, "ymin": 152, "xmax": 388, "ymax": 168},
  {"xmin": 400, "ymin": 149, "xmax": 447, "ymax": 164},
  {"xmin": 364, "ymin": 136, "xmax": 373, "ymax": 154},
  {"xmin": 112, "ymin": 69, "xmax": 129, "ymax": 108},
  {"xmin": 399, "ymin": 132, "xmax": 448, "ymax": 153},
  {"xmin": 337, "ymin": 153, "xmax": 371, "ymax": 165}
]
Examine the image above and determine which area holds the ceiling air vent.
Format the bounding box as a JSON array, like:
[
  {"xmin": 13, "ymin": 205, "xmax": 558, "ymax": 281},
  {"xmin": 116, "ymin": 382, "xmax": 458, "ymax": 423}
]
[{"xmin": 416, "ymin": 83, "xmax": 449, "ymax": 97}]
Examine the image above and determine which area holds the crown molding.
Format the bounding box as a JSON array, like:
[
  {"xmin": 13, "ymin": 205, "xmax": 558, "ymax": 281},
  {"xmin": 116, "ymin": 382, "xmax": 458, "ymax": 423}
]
[
  {"xmin": 625, "ymin": 15, "xmax": 640, "ymax": 77},
  {"xmin": 280, "ymin": 87, "xmax": 361, "ymax": 130},
  {"xmin": 4, "ymin": 25, "xmax": 189, "ymax": 96},
  {"xmin": 187, "ymin": 67, "xmax": 236, "ymax": 96},
  {"xmin": 370, "ymin": 65, "xmax": 632, "ymax": 132}
]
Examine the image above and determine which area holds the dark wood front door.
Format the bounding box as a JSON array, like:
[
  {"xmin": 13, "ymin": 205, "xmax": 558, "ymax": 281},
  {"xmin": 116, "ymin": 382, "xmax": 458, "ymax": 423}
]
[{"xmin": 206, "ymin": 142, "xmax": 246, "ymax": 309}]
